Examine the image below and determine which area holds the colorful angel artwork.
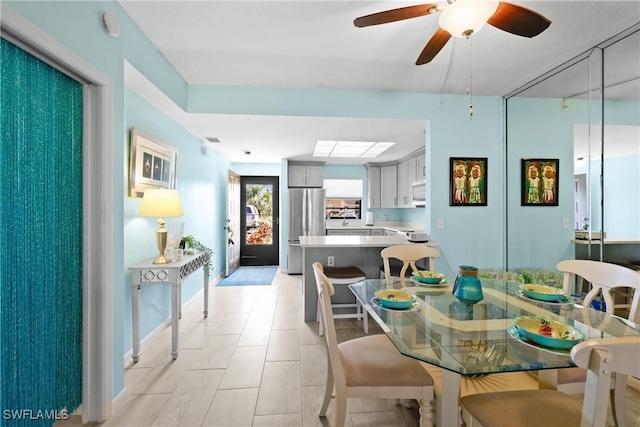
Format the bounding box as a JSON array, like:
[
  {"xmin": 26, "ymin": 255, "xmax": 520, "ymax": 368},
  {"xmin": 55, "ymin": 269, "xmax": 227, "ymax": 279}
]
[
  {"xmin": 450, "ymin": 158, "xmax": 487, "ymax": 206},
  {"xmin": 522, "ymin": 159, "xmax": 558, "ymax": 206}
]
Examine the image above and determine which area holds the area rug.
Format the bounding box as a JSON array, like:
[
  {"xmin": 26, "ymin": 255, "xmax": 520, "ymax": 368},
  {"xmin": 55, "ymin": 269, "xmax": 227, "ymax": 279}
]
[{"xmin": 217, "ymin": 266, "xmax": 278, "ymax": 286}]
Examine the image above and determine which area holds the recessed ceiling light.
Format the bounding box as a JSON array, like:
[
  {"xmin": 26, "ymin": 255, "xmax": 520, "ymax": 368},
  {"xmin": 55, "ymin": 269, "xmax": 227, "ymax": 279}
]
[{"xmin": 313, "ymin": 140, "xmax": 395, "ymax": 158}]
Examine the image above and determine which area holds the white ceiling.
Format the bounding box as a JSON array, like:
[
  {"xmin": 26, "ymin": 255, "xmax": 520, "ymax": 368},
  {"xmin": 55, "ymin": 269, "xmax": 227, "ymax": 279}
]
[{"xmin": 119, "ymin": 1, "xmax": 640, "ymax": 164}]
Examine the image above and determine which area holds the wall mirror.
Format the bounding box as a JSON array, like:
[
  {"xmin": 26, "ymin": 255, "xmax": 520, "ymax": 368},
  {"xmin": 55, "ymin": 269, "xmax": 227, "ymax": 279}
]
[{"xmin": 505, "ymin": 24, "xmax": 639, "ymax": 269}]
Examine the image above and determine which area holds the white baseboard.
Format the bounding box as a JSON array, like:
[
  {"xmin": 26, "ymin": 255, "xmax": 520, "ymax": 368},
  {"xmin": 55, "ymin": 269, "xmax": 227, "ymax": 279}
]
[{"xmin": 111, "ymin": 387, "xmax": 129, "ymax": 415}]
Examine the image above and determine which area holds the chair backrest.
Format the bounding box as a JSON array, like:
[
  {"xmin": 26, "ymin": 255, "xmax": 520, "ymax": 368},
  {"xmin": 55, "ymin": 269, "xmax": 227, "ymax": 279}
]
[
  {"xmin": 557, "ymin": 259, "xmax": 640, "ymax": 323},
  {"xmin": 312, "ymin": 262, "xmax": 347, "ymax": 387},
  {"xmin": 381, "ymin": 245, "xmax": 441, "ymax": 282},
  {"xmin": 570, "ymin": 337, "xmax": 640, "ymax": 426}
]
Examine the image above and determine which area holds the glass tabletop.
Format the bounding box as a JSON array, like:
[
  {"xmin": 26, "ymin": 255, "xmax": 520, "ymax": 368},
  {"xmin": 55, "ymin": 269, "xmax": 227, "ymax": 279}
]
[{"xmin": 349, "ymin": 278, "xmax": 640, "ymax": 376}]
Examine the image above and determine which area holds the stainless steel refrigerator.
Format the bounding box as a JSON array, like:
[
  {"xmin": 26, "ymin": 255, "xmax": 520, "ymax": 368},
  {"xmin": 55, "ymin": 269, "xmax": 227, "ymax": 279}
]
[{"xmin": 288, "ymin": 188, "xmax": 326, "ymax": 274}]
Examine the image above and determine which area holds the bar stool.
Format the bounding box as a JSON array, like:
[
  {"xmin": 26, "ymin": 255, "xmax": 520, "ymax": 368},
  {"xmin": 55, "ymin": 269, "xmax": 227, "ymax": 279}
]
[{"xmin": 315, "ymin": 265, "xmax": 367, "ymax": 335}]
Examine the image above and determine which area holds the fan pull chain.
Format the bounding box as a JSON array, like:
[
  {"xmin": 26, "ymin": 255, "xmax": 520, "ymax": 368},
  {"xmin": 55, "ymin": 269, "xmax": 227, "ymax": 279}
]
[{"xmin": 467, "ymin": 36, "xmax": 474, "ymax": 120}]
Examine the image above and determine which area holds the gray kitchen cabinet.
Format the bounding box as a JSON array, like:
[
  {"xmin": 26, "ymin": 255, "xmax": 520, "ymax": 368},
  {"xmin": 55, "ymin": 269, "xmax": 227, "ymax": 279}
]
[
  {"xmin": 326, "ymin": 228, "xmax": 371, "ymax": 236},
  {"xmin": 326, "ymin": 229, "xmax": 350, "ymax": 236},
  {"xmin": 397, "ymin": 156, "xmax": 416, "ymax": 208},
  {"xmin": 416, "ymin": 153, "xmax": 426, "ymax": 181},
  {"xmin": 384, "ymin": 229, "xmax": 397, "ymax": 236},
  {"xmin": 380, "ymin": 165, "xmax": 398, "ymax": 208},
  {"xmin": 288, "ymin": 164, "xmax": 324, "ymax": 187},
  {"xmin": 370, "ymin": 228, "xmax": 384, "ymax": 236},
  {"xmin": 366, "ymin": 165, "xmax": 381, "ymax": 209}
]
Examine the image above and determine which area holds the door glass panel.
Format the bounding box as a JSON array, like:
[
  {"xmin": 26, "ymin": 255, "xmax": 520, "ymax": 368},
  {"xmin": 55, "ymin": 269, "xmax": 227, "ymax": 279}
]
[{"xmin": 245, "ymin": 183, "xmax": 273, "ymax": 245}]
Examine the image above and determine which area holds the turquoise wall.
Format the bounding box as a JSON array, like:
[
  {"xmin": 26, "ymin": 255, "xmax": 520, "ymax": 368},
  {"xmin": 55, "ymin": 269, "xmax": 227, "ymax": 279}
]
[{"xmin": 124, "ymin": 89, "xmax": 230, "ymax": 355}]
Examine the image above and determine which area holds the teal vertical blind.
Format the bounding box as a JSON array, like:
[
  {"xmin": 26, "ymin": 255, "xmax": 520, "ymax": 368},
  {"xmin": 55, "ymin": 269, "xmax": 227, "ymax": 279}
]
[{"xmin": 1, "ymin": 38, "xmax": 83, "ymax": 425}]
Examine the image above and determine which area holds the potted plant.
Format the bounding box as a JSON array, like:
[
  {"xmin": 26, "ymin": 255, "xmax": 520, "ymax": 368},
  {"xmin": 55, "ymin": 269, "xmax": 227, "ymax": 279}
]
[{"xmin": 181, "ymin": 235, "xmax": 213, "ymax": 276}]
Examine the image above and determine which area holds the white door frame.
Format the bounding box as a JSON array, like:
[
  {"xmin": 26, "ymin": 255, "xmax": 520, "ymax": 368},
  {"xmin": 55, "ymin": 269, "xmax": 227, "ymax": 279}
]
[
  {"xmin": 1, "ymin": 5, "xmax": 114, "ymax": 422},
  {"xmin": 226, "ymin": 169, "xmax": 241, "ymax": 276}
]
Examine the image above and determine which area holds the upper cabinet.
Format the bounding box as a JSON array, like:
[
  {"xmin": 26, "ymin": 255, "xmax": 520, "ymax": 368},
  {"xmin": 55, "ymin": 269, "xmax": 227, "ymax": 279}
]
[
  {"xmin": 416, "ymin": 153, "xmax": 425, "ymax": 181},
  {"xmin": 365, "ymin": 165, "xmax": 381, "ymax": 209},
  {"xmin": 397, "ymin": 156, "xmax": 417, "ymax": 207},
  {"xmin": 365, "ymin": 148, "xmax": 425, "ymax": 209},
  {"xmin": 380, "ymin": 165, "xmax": 398, "ymax": 208},
  {"xmin": 288, "ymin": 163, "xmax": 324, "ymax": 187}
]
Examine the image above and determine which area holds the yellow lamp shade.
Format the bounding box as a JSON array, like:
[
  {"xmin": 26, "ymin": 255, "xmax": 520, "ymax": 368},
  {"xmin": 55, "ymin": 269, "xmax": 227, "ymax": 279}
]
[{"xmin": 139, "ymin": 189, "xmax": 184, "ymax": 218}]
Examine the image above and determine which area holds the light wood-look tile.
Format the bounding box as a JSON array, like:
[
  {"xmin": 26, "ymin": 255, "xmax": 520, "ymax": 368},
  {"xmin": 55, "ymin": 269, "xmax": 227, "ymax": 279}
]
[
  {"xmin": 190, "ymin": 334, "xmax": 240, "ymax": 370},
  {"xmin": 130, "ymin": 350, "xmax": 199, "ymax": 395},
  {"xmin": 266, "ymin": 329, "xmax": 301, "ymax": 361},
  {"xmin": 252, "ymin": 413, "xmax": 303, "ymax": 426},
  {"xmin": 301, "ymin": 344, "xmax": 328, "ymax": 386},
  {"xmin": 202, "ymin": 388, "xmax": 259, "ymax": 427},
  {"xmin": 255, "ymin": 361, "xmax": 302, "ymax": 415},
  {"xmin": 237, "ymin": 319, "xmax": 273, "ymax": 347},
  {"xmin": 100, "ymin": 394, "xmax": 171, "ymax": 426},
  {"xmin": 272, "ymin": 308, "xmax": 301, "ymax": 330},
  {"xmin": 218, "ymin": 346, "xmax": 267, "ymax": 389},
  {"xmin": 210, "ymin": 311, "xmax": 250, "ymax": 335},
  {"xmin": 152, "ymin": 369, "xmax": 224, "ymax": 426}
]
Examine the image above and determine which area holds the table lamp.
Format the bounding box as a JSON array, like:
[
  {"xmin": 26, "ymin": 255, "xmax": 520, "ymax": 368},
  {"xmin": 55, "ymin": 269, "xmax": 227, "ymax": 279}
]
[{"xmin": 139, "ymin": 188, "xmax": 184, "ymax": 264}]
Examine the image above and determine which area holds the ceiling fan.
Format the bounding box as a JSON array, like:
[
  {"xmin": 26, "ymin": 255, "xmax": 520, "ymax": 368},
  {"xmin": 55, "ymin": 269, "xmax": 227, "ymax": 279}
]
[{"xmin": 354, "ymin": 1, "xmax": 551, "ymax": 65}]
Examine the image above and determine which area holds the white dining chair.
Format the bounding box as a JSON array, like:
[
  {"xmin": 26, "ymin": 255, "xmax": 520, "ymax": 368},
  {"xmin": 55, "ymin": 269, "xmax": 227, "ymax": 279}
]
[
  {"xmin": 461, "ymin": 336, "xmax": 640, "ymax": 427},
  {"xmin": 538, "ymin": 259, "xmax": 640, "ymax": 426},
  {"xmin": 381, "ymin": 245, "xmax": 440, "ymax": 283},
  {"xmin": 312, "ymin": 262, "xmax": 435, "ymax": 427}
]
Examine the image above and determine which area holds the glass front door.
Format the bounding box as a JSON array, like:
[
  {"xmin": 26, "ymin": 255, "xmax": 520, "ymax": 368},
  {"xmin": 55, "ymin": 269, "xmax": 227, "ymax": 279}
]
[{"xmin": 240, "ymin": 176, "xmax": 279, "ymax": 266}]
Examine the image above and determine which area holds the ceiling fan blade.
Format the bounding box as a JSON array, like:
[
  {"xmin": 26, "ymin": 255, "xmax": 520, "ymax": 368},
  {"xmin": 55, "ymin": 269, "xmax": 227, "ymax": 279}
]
[
  {"xmin": 354, "ymin": 4, "xmax": 440, "ymax": 28},
  {"xmin": 416, "ymin": 28, "xmax": 451, "ymax": 65},
  {"xmin": 487, "ymin": 2, "xmax": 551, "ymax": 38}
]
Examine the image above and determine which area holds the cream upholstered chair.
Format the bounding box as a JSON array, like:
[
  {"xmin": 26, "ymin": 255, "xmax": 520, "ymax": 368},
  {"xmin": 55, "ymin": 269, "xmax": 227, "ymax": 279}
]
[
  {"xmin": 461, "ymin": 337, "xmax": 640, "ymax": 427},
  {"xmin": 538, "ymin": 260, "xmax": 640, "ymax": 426},
  {"xmin": 312, "ymin": 262, "xmax": 435, "ymax": 427},
  {"xmin": 315, "ymin": 265, "xmax": 367, "ymax": 336},
  {"xmin": 381, "ymin": 245, "xmax": 440, "ymax": 282}
]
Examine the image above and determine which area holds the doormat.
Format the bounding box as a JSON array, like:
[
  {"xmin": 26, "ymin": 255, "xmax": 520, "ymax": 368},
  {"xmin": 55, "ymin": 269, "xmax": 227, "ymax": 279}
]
[{"xmin": 217, "ymin": 266, "xmax": 278, "ymax": 286}]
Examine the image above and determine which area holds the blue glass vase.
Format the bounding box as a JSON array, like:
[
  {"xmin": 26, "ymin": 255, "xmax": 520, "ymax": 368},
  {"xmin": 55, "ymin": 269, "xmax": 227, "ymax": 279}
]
[{"xmin": 453, "ymin": 265, "xmax": 484, "ymax": 304}]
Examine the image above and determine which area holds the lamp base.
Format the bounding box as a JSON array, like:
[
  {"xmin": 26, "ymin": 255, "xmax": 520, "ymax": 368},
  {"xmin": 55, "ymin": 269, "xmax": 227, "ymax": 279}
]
[{"xmin": 152, "ymin": 254, "xmax": 171, "ymax": 264}]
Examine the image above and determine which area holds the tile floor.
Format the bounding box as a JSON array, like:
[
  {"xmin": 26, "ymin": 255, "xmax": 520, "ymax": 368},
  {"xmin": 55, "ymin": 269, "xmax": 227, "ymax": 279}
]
[{"xmin": 58, "ymin": 268, "xmax": 639, "ymax": 427}]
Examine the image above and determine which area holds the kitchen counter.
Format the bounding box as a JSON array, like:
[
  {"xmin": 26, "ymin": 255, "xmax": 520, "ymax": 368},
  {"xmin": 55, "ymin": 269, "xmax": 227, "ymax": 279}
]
[
  {"xmin": 300, "ymin": 235, "xmax": 437, "ymax": 248},
  {"xmin": 300, "ymin": 236, "xmax": 438, "ymax": 321},
  {"xmin": 325, "ymin": 224, "xmax": 423, "ymax": 233}
]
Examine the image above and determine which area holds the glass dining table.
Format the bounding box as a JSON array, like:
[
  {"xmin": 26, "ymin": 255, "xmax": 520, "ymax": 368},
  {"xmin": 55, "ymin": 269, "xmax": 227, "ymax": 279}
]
[{"xmin": 348, "ymin": 278, "xmax": 640, "ymax": 427}]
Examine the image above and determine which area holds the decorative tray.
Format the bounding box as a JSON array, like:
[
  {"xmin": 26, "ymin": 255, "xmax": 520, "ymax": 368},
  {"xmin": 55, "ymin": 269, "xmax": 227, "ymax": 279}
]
[
  {"xmin": 506, "ymin": 325, "xmax": 572, "ymax": 356},
  {"xmin": 371, "ymin": 297, "xmax": 422, "ymax": 312}
]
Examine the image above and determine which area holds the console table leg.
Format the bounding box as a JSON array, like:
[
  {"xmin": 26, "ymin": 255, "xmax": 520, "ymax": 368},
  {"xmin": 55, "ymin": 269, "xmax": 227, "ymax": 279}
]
[
  {"xmin": 132, "ymin": 284, "xmax": 141, "ymax": 363},
  {"xmin": 204, "ymin": 269, "xmax": 210, "ymax": 318},
  {"xmin": 171, "ymin": 283, "xmax": 180, "ymax": 360}
]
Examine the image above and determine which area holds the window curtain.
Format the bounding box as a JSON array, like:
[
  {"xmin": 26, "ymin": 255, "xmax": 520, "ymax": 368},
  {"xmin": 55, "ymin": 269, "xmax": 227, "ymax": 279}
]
[{"xmin": 1, "ymin": 38, "xmax": 83, "ymax": 425}]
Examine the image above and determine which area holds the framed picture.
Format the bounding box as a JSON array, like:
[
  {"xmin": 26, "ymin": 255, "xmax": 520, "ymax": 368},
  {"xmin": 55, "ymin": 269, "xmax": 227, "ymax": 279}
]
[
  {"xmin": 129, "ymin": 128, "xmax": 178, "ymax": 198},
  {"xmin": 450, "ymin": 157, "xmax": 488, "ymax": 206},
  {"xmin": 521, "ymin": 158, "xmax": 559, "ymax": 206}
]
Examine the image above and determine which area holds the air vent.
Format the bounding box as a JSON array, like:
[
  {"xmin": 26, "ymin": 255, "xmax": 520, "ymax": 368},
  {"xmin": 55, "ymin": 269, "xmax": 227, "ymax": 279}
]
[{"xmin": 203, "ymin": 137, "xmax": 220, "ymax": 144}]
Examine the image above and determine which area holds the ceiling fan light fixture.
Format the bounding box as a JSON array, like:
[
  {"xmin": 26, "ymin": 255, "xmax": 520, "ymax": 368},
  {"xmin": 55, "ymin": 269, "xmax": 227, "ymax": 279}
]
[{"xmin": 439, "ymin": 0, "xmax": 499, "ymax": 38}]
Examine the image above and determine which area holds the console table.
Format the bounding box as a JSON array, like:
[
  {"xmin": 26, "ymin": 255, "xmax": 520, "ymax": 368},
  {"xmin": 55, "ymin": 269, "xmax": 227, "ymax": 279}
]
[{"xmin": 129, "ymin": 251, "xmax": 211, "ymax": 361}]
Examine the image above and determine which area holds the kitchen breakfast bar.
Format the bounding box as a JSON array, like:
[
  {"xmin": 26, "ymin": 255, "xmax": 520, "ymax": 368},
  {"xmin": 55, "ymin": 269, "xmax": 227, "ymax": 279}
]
[{"xmin": 300, "ymin": 235, "xmax": 439, "ymax": 321}]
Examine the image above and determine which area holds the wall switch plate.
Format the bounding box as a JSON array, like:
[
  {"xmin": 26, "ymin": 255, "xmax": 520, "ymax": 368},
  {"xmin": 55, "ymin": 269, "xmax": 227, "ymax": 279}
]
[
  {"xmin": 437, "ymin": 219, "xmax": 444, "ymax": 230},
  {"xmin": 562, "ymin": 218, "xmax": 570, "ymax": 228},
  {"xmin": 328, "ymin": 256, "xmax": 334, "ymax": 266}
]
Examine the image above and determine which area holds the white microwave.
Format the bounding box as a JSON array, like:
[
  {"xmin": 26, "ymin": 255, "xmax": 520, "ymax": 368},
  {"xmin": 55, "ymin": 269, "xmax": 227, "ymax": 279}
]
[{"xmin": 411, "ymin": 180, "xmax": 426, "ymax": 206}]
